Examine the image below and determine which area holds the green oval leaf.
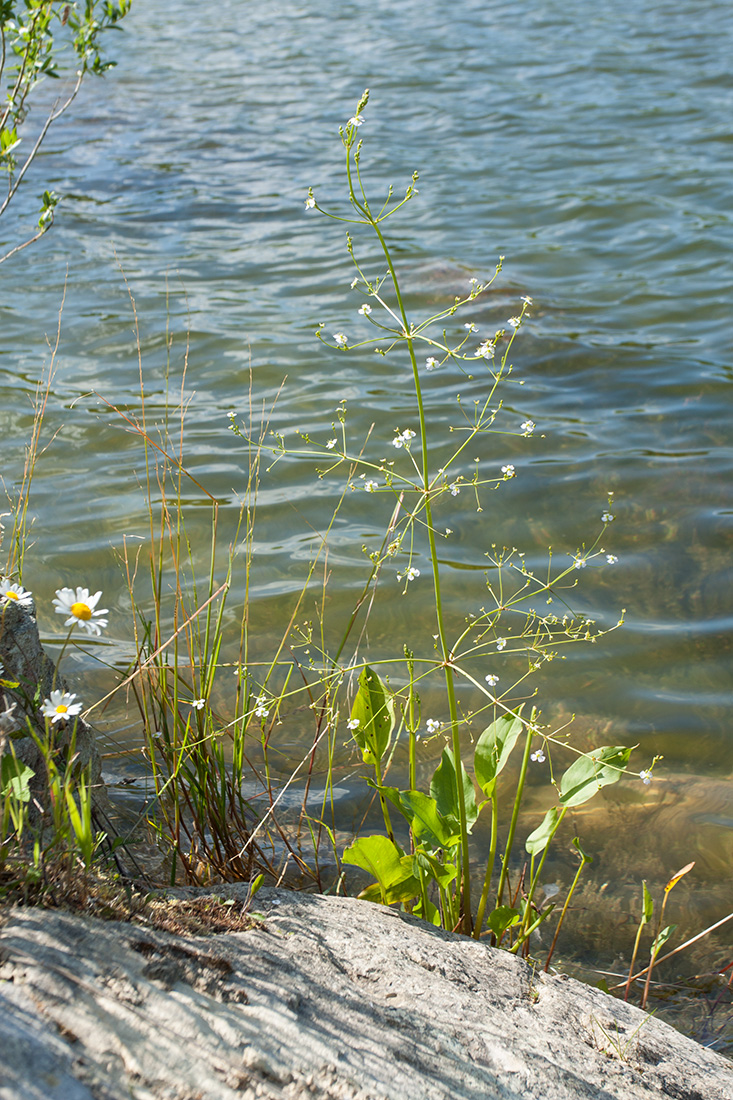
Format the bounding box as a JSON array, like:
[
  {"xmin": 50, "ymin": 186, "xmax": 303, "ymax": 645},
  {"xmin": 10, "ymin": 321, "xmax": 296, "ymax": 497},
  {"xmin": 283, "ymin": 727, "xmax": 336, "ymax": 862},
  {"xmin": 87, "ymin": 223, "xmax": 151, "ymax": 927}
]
[{"xmin": 559, "ymin": 745, "xmax": 633, "ymax": 807}]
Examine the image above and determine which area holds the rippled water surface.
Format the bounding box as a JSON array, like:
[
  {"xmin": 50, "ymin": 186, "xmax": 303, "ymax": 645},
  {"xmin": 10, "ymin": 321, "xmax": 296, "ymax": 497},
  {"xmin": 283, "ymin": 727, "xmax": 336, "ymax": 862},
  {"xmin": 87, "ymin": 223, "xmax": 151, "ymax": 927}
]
[{"xmin": 1, "ymin": 0, "xmax": 731, "ymax": 1048}]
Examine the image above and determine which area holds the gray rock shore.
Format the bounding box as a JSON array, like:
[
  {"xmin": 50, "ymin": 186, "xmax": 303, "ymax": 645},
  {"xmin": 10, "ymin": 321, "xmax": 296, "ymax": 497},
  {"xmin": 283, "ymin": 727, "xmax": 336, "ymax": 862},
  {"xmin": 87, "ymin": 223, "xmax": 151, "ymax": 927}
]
[{"xmin": 1, "ymin": 886, "xmax": 731, "ymax": 1100}]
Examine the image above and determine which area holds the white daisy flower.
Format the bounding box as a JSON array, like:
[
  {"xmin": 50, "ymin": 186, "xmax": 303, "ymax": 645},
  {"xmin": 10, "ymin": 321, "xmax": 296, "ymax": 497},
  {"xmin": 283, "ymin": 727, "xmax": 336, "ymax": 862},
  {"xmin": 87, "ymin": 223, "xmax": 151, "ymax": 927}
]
[
  {"xmin": 521, "ymin": 420, "xmax": 535, "ymax": 436},
  {"xmin": 52, "ymin": 587, "xmax": 108, "ymax": 636},
  {"xmin": 333, "ymin": 333, "xmax": 348, "ymax": 348},
  {"xmin": 425, "ymin": 357, "xmax": 440, "ymax": 371},
  {"xmin": 485, "ymin": 674, "xmax": 499, "ymax": 687},
  {"xmin": 191, "ymin": 698, "xmax": 206, "ymax": 710},
  {"xmin": 346, "ymin": 718, "xmax": 360, "ymax": 731},
  {"xmin": 425, "ymin": 718, "xmax": 442, "ymax": 734},
  {"xmin": 326, "ymin": 439, "xmax": 337, "ymax": 450},
  {"xmin": 501, "ymin": 464, "xmax": 516, "ymax": 478},
  {"xmin": 496, "ymin": 638, "xmax": 507, "ymax": 651},
  {"xmin": 0, "ymin": 578, "xmax": 33, "ymax": 607},
  {"xmin": 606, "ymin": 554, "xmax": 618, "ymax": 564},
  {"xmin": 508, "ymin": 316, "xmax": 521, "ymax": 328},
  {"xmin": 358, "ymin": 304, "xmax": 372, "ymax": 316},
  {"xmin": 348, "ymin": 114, "xmax": 365, "ymax": 127},
  {"xmin": 41, "ymin": 690, "xmax": 83, "ymax": 725}
]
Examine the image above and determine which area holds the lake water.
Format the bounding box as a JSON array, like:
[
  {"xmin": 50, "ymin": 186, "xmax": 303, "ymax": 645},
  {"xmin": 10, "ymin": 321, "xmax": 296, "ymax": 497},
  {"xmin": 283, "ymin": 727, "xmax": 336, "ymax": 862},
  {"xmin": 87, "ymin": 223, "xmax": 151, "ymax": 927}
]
[{"xmin": 1, "ymin": 0, "xmax": 731, "ymax": 1049}]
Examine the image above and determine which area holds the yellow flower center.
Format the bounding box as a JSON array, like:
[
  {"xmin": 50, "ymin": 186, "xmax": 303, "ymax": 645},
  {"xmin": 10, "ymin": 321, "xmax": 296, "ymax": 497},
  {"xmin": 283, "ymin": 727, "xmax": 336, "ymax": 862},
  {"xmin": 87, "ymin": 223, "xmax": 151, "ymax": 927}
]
[
  {"xmin": 70, "ymin": 601, "xmax": 92, "ymax": 621},
  {"xmin": 5, "ymin": 591, "xmax": 18, "ymax": 600},
  {"xmin": 57, "ymin": 704, "xmax": 68, "ymax": 714}
]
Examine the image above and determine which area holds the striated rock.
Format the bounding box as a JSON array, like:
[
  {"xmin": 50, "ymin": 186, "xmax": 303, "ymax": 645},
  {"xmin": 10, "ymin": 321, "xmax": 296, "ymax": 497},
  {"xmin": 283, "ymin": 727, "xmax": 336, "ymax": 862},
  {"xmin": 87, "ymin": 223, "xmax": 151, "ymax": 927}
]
[
  {"xmin": 0, "ymin": 597, "xmax": 106, "ymax": 812},
  {"xmin": 0, "ymin": 886, "xmax": 731, "ymax": 1100}
]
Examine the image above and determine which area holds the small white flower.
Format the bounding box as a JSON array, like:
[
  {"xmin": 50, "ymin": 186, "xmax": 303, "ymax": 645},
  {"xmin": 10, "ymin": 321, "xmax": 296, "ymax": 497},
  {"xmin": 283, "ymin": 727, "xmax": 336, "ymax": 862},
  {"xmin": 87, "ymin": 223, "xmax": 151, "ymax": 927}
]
[
  {"xmin": 469, "ymin": 278, "xmax": 479, "ymax": 287},
  {"xmin": 255, "ymin": 704, "xmax": 269, "ymax": 718},
  {"xmin": 41, "ymin": 690, "xmax": 82, "ymax": 725},
  {"xmin": 425, "ymin": 356, "xmax": 440, "ymax": 371},
  {"xmin": 350, "ymin": 277, "xmax": 359, "ymax": 289},
  {"xmin": 573, "ymin": 556, "xmax": 587, "ymax": 569},
  {"xmin": 520, "ymin": 295, "xmax": 533, "ymax": 305},
  {"xmin": 364, "ymin": 480, "xmax": 378, "ymax": 492},
  {"xmin": 398, "ymin": 567, "xmax": 420, "ymax": 583},
  {"xmin": 521, "ymin": 420, "xmax": 535, "ymax": 436},
  {"xmin": 639, "ymin": 769, "xmax": 653, "ymax": 786},
  {"xmin": 347, "ymin": 717, "xmax": 360, "ymax": 731},
  {"xmin": 477, "ymin": 341, "xmax": 495, "ymax": 360},
  {"xmin": 425, "ymin": 718, "xmax": 442, "ymax": 734},
  {"xmin": 601, "ymin": 512, "xmax": 614, "ymax": 523},
  {"xmin": 358, "ymin": 304, "xmax": 372, "ymax": 316},
  {"xmin": 53, "ymin": 586, "xmax": 108, "ymax": 636},
  {"xmin": 531, "ymin": 749, "xmax": 546, "ymax": 763},
  {"xmin": 348, "ymin": 114, "xmax": 365, "ymax": 127},
  {"xmin": 485, "ymin": 674, "xmax": 499, "ymax": 687},
  {"xmin": 227, "ymin": 410, "xmax": 236, "ymax": 420},
  {"xmin": 450, "ymin": 483, "xmax": 460, "ymax": 496},
  {"xmin": 0, "ymin": 578, "xmax": 33, "ymax": 607},
  {"xmin": 333, "ymin": 333, "xmax": 348, "ymax": 348},
  {"xmin": 326, "ymin": 439, "xmax": 337, "ymax": 449},
  {"xmin": 496, "ymin": 638, "xmax": 507, "ymax": 651},
  {"xmin": 508, "ymin": 317, "xmax": 521, "ymax": 328},
  {"xmin": 305, "ymin": 195, "xmax": 316, "ymax": 209},
  {"xmin": 191, "ymin": 698, "xmax": 206, "ymax": 710},
  {"xmin": 463, "ymin": 322, "xmax": 476, "ymax": 332},
  {"xmin": 401, "ymin": 429, "xmax": 416, "ymax": 442},
  {"xmin": 501, "ymin": 464, "xmax": 516, "ymax": 478},
  {"xmin": 606, "ymin": 554, "xmax": 618, "ymax": 564}
]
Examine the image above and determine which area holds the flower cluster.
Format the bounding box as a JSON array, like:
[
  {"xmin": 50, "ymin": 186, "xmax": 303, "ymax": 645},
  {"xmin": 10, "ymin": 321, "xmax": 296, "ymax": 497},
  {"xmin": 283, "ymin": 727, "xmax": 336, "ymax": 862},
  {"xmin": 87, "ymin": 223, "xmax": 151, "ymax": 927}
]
[
  {"xmin": 397, "ymin": 566, "xmax": 420, "ymax": 583},
  {"xmin": 392, "ymin": 428, "xmax": 416, "ymax": 449}
]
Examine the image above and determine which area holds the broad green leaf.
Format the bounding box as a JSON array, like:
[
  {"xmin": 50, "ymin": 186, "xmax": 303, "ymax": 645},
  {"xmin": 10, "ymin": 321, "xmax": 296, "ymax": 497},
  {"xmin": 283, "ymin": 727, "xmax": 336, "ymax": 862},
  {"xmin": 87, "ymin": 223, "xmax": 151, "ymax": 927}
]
[
  {"xmin": 399, "ymin": 790, "xmax": 461, "ymax": 850},
  {"xmin": 414, "ymin": 849, "xmax": 458, "ymax": 891},
  {"xmin": 651, "ymin": 924, "xmax": 677, "ymax": 956},
  {"xmin": 412, "ymin": 895, "xmax": 441, "ymax": 926},
  {"xmin": 430, "ymin": 748, "xmax": 478, "ymax": 829},
  {"xmin": 369, "ymin": 783, "xmax": 459, "ymax": 850},
  {"xmin": 559, "ymin": 745, "xmax": 633, "ymax": 807},
  {"xmin": 343, "ymin": 835, "xmax": 419, "ymax": 903},
  {"xmin": 525, "ymin": 806, "xmax": 560, "ymax": 855},
  {"xmin": 486, "ymin": 906, "xmax": 520, "ymax": 937},
  {"xmin": 474, "ymin": 714, "xmax": 524, "ymax": 795},
  {"xmin": 349, "ymin": 666, "xmax": 395, "ymax": 764},
  {"xmin": 1, "ymin": 756, "xmax": 34, "ymax": 803}
]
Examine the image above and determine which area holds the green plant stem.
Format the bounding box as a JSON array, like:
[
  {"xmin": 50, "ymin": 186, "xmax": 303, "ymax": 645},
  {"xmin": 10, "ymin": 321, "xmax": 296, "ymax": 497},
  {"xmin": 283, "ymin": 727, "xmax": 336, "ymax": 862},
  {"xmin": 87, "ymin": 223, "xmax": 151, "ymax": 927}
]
[
  {"xmin": 495, "ymin": 726, "xmax": 534, "ymax": 910},
  {"xmin": 543, "ymin": 842, "xmax": 589, "ymax": 971},
  {"xmin": 473, "ymin": 794, "xmax": 499, "ymax": 938}
]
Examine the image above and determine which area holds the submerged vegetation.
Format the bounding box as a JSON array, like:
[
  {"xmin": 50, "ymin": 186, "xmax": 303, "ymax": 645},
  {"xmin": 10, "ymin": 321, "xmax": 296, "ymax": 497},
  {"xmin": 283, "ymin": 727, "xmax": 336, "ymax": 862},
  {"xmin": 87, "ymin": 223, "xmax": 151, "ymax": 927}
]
[{"xmin": 0, "ymin": 72, "xmax": 731, "ymax": 1047}]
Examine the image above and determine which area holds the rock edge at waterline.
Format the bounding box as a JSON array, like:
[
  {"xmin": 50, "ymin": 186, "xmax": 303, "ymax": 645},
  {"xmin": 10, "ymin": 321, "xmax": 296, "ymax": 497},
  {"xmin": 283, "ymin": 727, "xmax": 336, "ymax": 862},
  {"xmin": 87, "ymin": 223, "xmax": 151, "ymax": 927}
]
[{"xmin": 1, "ymin": 887, "xmax": 730, "ymax": 1100}]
